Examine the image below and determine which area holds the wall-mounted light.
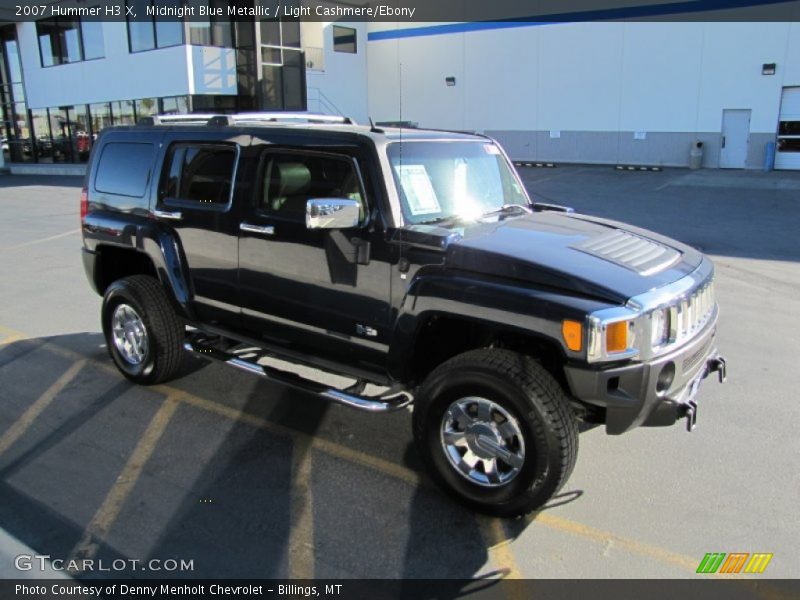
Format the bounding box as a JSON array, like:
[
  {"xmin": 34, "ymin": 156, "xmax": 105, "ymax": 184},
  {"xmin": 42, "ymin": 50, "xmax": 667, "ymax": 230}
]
[
  {"xmin": 762, "ymin": 63, "xmax": 777, "ymax": 75},
  {"xmin": 445, "ymin": 76, "xmax": 456, "ymax": 87}
]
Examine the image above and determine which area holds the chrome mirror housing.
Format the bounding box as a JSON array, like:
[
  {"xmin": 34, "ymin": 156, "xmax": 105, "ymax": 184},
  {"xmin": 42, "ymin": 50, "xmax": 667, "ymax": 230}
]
[{"xmin": 306, "ymin": 198, "xmax": 361, "ymax": 229}]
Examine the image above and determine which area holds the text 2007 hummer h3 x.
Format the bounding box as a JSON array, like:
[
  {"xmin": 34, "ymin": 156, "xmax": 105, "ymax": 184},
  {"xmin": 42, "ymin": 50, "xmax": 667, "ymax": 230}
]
[{"xmin": 80, "ymin": 112, "xmax": 726, "ymax": 516}]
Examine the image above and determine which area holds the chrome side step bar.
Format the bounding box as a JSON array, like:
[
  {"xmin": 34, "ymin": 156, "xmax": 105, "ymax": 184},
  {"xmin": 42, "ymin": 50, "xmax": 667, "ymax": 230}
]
[{"xmin": 183, "ymin": 340, "xmax": 413, "ymax": 413}]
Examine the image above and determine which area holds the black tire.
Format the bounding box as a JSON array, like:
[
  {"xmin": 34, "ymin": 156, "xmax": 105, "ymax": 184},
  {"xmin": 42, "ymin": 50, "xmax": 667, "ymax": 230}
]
[
  {"xmin": 412, "ymin": 348, "xmax": 578, "ymax": 517},
  {"xmin": 101, "ymin": 275, "xmax": 184, "ymax": 385}
]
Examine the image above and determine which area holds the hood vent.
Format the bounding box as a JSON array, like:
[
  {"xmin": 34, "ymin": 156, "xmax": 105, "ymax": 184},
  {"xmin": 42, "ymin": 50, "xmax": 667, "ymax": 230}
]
[{"xmin": 573, "ymin": 230, "xmax": 681, "ymax": 276}]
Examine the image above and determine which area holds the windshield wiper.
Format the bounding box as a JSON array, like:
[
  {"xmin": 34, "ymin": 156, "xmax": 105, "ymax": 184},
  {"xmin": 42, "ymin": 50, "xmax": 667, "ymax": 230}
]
[
  {"xmin": 480, "ymin": 204, "xmax": 533, "ymax": 219},
  {"xmin": 417, "ymin": 215, "xmax": 465, "ymax": 227}
]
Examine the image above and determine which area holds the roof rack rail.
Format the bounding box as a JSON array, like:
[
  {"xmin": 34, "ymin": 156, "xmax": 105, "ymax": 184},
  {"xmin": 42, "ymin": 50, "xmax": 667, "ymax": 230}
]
[
  {"xmin": 139, "ymin": 112, "xmax": 355, "ymax": 127},
  {"xmin": 218, "ymin": 112, "xmax": 355, "ymax": 125},
  {"xmin": 137, "ymin": 114, "xmax": 218, "ymax": 126}
]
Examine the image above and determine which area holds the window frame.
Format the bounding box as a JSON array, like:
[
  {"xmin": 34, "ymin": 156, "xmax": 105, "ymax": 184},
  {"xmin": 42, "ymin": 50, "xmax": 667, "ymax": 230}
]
[
  {"xmin": 254, "ymin": 148, "xmax": 370, "ymax": 226},
  {"xmin": 159, "ymin": 141, "xmax": 240, "ymax": 212},
  {"xmin": 37, "ymin": 16, "xmax": 105, "ymax": 67},
  {"xmin": 126, "ymin": 0, "xmax": 186, "ymax": 54}
]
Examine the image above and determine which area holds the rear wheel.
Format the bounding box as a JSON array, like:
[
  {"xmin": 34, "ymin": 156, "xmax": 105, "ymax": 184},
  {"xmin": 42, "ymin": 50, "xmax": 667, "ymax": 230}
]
[
  {"xmin": 413, "ymin": 348, "xmax": 578, "ymax": 517},
  {"xmin": 102, "ymin": 275, "xmax": 184, "ymax": 384}
]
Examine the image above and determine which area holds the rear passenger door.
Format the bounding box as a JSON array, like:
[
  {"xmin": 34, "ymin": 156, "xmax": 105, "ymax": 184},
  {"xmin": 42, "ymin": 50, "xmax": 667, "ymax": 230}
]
[
  {"xmin": 237, "ymin": 147, "xmax": 393, "ymax": 373},
  {"xmin": 152, "ymin": 135, "xmax": 241, "ymax": 327}
]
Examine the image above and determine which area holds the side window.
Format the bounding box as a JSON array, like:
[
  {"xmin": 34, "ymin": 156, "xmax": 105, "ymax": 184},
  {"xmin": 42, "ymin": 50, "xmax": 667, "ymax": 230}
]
[
  {"xmin": 259, "ymin": 153, "xmax": 365, "ymax": 222},
  {"xmin": 161, "ymin": 143, "xmax": 236, "ymax": 207},
  {"xmin": 95, "ymin": 142, "xmax": 154, "ymax": 198}
]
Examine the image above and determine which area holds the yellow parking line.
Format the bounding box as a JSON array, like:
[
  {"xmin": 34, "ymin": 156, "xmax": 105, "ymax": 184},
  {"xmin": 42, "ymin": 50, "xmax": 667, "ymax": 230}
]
[
  {"xmin": 534, "ymin": 513, "xmax": 699, "ymax": 572},
  {"xmin": 4, "ymin": 228, "xmax": 80, "ymax": 252},
  {"xmin": 288, "ymin": 438, "xmax": 315, "ymax": 579},
  {"xmin": 68, "ymin": 392, "xmax": 182, "ymax": 569},
  {"xmin": 478, "ymin": 517, "xmax": 524, "ymax": 580},
  {"xmin": 0, "ymin": 360, "xmax": 85, "ymax": 457},
  {"xmin": 0, "ymin": 324, "xmax": 26, "ymax": 347}
]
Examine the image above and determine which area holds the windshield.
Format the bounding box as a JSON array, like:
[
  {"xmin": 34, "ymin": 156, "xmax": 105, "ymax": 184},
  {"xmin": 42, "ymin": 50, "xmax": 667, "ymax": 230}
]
[{"xmin": 386, "ymin": 141, "xmax": 529, "ymax": 224}]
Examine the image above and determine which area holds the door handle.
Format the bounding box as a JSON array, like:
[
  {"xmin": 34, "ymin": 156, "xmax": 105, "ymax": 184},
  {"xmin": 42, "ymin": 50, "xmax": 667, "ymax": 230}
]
[
  {"xmin": 721, "ymin": 136, "xmax": 726, "ymax": 149},
  {"xmin": 240, "ymin": 222, "xmax": 275, "ymax": 236},
  {"xmin": 152, "ymin": 209, "xmax": 182, "ymax": 221}
]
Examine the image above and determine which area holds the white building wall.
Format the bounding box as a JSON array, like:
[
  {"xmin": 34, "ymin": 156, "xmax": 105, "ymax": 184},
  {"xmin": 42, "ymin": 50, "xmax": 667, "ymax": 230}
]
[
  {"xmin": 305, "ymin": 22, "xmax": 369, "ymax": 123},
  {"xmin": 17, "ymin": 21, "xmax": 193, "ymax": 109},
  {"xmin": 367, "ymin": 22, "xmax": 800, "ymax": 167}
]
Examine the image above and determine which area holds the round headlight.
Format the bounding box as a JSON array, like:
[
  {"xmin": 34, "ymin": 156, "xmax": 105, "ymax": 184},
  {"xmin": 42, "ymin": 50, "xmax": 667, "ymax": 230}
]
[{"xmin": 651, "ymin": 308, "xmax": 670, "ymax": 348}]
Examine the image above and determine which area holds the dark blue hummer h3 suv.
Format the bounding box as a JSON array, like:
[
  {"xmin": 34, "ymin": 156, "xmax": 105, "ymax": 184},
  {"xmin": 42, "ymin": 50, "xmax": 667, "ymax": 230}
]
[{"xmin": 81, "ymin": 112, "xmax": 726, "ymax": 516}]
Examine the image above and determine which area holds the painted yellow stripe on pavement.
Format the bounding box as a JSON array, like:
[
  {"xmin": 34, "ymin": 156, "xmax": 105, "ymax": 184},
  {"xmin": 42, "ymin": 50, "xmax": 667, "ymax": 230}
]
[
  {"xmin": 68, "ymin": 393, "xmax": 182, "ymax": 569},
  {"xmin": 288, "ymin": 438, "xmax": 315, "ymax": 579},
  {"xmin": 0, "ymin": 360, "xmax": 86, "ymax": 457},
  {"xmin": 478, "ymin": 517, "xmax": 524, "ymax": 580},
  {"xmin": 0, "ymin": 324, "xmax": 27, "ymax": 347},
  {"xmin": 534, "ymin": 513, "xmax": 699, "ymax": 572},
  {"xmin": 4, "ymin": 228, "xmax": 80, "ymax": 252}
]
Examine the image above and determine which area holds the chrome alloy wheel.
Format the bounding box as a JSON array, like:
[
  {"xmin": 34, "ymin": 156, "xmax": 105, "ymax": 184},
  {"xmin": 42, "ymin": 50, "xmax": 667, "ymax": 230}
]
[
  {"xmin": 440, "ymin": 397, "xmax": 526, "ymax": 487},
  {"xmin": 111, "ymin": 303, "xmax": 148, "ymax": 365}
]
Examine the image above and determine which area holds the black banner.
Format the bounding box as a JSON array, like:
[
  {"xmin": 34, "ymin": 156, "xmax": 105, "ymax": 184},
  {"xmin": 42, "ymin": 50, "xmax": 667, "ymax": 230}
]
[
  {"xmin": 3, "ymin": 579, "xmax": 800, "ymax": 600},
  {"xmin": 1, "ymin": 0, "xmax": 800, "ymax": 22}
]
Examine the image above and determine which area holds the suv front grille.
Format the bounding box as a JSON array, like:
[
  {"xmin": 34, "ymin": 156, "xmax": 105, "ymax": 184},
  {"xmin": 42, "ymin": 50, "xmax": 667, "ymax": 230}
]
[{"xmin": 670, "ymin": 279, "xmax": 715, "ymax": 345}]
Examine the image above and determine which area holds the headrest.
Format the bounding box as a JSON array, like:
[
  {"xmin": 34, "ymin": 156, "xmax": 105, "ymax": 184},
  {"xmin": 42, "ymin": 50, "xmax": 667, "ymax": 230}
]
[{"xmin": 276, "ymin": 162, "xmax": 311, "ymax": 197}]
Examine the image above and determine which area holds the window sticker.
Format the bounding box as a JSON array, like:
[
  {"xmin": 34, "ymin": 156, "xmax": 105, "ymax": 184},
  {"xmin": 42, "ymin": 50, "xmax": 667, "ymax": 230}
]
[
  {"xmin": 483, "ymin": 143, "xmax": 501, "ymax": 155},
  {"xmin": 395, "ymin": 164, "xmax": 441, "ymax": 215}
]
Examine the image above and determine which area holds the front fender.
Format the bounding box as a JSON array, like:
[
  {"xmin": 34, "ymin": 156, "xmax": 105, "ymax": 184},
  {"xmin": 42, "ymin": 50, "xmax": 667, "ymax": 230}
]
[{"xmin": 387, "ymin": 271, "xmax": 608, "ymax": 382}]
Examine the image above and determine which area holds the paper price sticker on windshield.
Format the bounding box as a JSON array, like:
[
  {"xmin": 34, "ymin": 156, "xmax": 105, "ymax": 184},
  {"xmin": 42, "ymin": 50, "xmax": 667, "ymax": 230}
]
[
  {"xmin": 396, "ymin": 165, "xmax": 441, "ymax": 215},
  {"xmin": 483, "ymin": 144, "xmax": 501, "ymax": 155}
]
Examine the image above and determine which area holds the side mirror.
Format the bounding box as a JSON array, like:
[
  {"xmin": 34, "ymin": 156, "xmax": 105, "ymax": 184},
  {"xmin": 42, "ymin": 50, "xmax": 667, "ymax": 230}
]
[{"xmin": 306, "ymin": 198, "xmax": 361, "ymax": 229}]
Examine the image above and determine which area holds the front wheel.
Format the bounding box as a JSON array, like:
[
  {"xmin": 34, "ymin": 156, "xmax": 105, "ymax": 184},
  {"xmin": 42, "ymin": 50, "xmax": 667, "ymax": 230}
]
[
  {"xmin": 412, "ymin": 348, "xmax": 578, "ymax": 517},
  {"xmin": 102, "ymin": 275, "xmax": 184, "ymax": 385}
]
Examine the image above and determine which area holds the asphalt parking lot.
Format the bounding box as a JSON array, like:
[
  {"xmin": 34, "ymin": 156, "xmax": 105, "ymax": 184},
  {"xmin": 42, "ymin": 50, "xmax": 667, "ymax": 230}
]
[{"xmin": 0, "ymin": 166, "xmax": 799, "ymax": 580}]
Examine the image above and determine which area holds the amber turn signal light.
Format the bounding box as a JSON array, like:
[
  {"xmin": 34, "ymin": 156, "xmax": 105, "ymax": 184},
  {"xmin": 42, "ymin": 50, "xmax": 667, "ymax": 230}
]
[
  {"xmin": 605, "ymin": 321, "xmax": 629, "ymax": 353},
  {"xmin": 562, "ymin": 320, "xmax": 583, "ymax": 352}
]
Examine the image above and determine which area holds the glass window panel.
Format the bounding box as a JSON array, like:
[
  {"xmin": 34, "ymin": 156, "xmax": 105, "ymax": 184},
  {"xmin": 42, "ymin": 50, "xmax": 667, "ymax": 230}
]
[
  {"xmin": 777, "ymin": 138, "xmax": 800, "ymax": 152},
  {"xmin": 80, "ymin": 19, "xmax": 105, "ymax": 59},
  {"xmin": 72, "ymin": 104, "xmax": 91, "ymax": 162},
  {"xmin": 260, "ymin": 20, "xmax": 280, "ymax": 46},
  {"xmin": 261, "ymin": 65, "xmax": 282, "ymax": 109},
  {"xmin": 261, "ymin": 46, "xmax": 281, "ymax": 65},
  {"xmin": 172, "ymin": 144, "xmax": 235, "ymax": 205},
  {"xmin": 333, "ymin": 26, "xmax": 356, "ymax": 53},
  {"xmin": 210, "ymin": 0, "xmax": 232, "ymax": 47},
  {"xmin": 5, "ymin": 40, "xmax": 23, "ymax": 82},
  {"xmin": 778, "ymin": 121, "xmax": 800, "ymax": 136},
  {"xmin": 135, "ymin": 97, "xmax": 158, "ymax": 118},
  {"xmin": 30, "ymin": 108, "xmax": 53, "ymax": 163},
  {"xmin": 155, "ymin": 17, "xmax": 183, "ymax": 47},
  {"xmin": 62, "ymin": 20, "xmax": 82, "ymax": 62},
  {"xmin": 49, "ymin": 107, "xmax": 73, "ymax": 162},
  {"xmin": 37, "ymin": 20, "xmax": 59, "ymax": 66},
  {"xmin": 111, "ymin": 100, "xmax": 136, "ymax": 125},
  {"xmin": 282, "ymin": 21, "xmax": 300, "ymax": 47},
  {"xmin": 160, "ymin": 95, "xmax": 189, "ymax": 115},
  {"xmin": 127, "ymin": 0, "xmax": 156, "ymax": 52},
  {"xmin": 89, "ymin": 102, "xmax": 112, "ymax": 138},
  {"xmin": 95, "ymin": 142, "xmax": 155, "ymax": 197},
  {"xmin": 188, "ymin": 0, "xmax": 212, "ymax": 45}
]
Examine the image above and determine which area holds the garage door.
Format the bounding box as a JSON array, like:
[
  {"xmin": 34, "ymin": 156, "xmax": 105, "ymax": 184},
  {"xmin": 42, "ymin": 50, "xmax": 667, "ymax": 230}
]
[{"xmin": 775, "ymin": 87, "xmax": 800, "ymax": 170}]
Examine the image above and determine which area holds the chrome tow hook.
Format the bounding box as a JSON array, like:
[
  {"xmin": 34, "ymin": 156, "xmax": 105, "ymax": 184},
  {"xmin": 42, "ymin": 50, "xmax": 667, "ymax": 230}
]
[
  {"xmin": 709, "ymin": 356, "xmax": 727, "ymax": 383},
  {"xmin": 683, "ymin": 400, "xmax": 698, "ymax": 432}
]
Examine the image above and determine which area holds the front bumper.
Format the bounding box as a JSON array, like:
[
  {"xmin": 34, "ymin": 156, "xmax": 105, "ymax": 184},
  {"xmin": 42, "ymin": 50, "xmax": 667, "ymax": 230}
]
[{"xmin": 564, "ymin": 313, "xmax": 726, "ymax": 434}]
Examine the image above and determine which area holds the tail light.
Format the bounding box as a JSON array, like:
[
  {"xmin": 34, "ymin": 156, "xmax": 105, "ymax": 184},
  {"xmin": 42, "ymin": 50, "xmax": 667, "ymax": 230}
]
[{"xmin": 80, "ymin": 186, "xmax": 88, "ymax": 223}]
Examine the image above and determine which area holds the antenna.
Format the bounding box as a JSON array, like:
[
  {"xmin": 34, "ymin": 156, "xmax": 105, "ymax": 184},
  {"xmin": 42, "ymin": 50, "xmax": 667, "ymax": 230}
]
[{"xmin": 369, "ymin": 117, "xmax": 383, "ymax": 133}]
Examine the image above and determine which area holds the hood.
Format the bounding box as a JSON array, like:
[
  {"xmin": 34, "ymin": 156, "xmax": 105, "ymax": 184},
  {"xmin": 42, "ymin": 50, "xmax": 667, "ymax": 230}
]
[{"xmin": 406, "ymin": 212, "xmax": 704, "ymax": 304}]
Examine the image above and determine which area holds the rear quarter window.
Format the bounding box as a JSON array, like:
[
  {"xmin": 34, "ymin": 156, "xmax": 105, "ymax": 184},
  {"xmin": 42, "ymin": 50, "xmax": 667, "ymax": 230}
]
[{"xmin": 94, "ymin": 142, "xmax": 155, "ymax": 198}]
